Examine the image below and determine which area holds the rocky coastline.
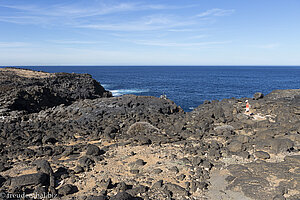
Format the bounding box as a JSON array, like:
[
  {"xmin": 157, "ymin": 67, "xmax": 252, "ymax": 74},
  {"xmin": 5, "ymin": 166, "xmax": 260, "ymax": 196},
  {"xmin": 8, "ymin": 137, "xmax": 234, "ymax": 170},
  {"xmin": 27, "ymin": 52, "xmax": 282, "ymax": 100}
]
[{"xmin": 0, "ymin": 67, "xmax": 299, "ymax": 200}]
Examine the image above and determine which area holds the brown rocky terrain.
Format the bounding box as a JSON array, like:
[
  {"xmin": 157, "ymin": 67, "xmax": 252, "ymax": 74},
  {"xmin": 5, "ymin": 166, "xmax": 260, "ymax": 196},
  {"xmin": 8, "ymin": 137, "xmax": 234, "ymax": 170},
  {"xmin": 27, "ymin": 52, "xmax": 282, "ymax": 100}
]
[{"xmin": 0, "ymin": 67, "xmax": 299, "ymax": 200}]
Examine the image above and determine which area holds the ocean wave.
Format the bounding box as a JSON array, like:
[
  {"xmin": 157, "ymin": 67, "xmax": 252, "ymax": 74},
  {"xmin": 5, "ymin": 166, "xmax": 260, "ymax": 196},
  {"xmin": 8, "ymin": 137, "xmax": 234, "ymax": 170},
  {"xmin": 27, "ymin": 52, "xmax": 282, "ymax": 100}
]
[
  {"xmin": 101, "ymin": 84, "xmax": 111, "ymax": 89},
  {"xmin": 110, "ymin": 89, "xmax": 149, "ymax": 96}
]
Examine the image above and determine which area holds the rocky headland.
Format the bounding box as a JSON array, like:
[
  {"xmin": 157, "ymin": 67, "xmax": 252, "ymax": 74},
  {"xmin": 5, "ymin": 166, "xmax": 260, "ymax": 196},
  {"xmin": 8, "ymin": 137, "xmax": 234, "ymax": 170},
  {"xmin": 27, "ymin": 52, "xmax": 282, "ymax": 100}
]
[{"xmin": 0, "ymin": 67, "xmax": 299, "ymax": 200}]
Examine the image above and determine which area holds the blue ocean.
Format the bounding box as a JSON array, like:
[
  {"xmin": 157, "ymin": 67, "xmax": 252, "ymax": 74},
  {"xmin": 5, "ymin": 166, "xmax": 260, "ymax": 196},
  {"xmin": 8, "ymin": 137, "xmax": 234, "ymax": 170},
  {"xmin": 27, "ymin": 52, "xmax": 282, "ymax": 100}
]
[{"xmin": 17, "ymin": 66, "xmax": 300, "ymax": 111}]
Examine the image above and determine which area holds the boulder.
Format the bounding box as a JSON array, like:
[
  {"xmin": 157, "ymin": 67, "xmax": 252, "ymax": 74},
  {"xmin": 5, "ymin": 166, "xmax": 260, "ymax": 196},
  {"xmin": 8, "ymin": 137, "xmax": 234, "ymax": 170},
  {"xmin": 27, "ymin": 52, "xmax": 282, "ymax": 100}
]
[
  {"xmin": 165, "ymin": 183, "xmax": 189, "ymax": 197},
  {"xmin": 33, "ymin": 160, "xmax": 54, "ymax": 175},
  {"xmin": 253, "ymin": 92, "xmax": 264, "ymax": 100},
  {"xmin": 10, "ymin": 173, "xmax": 49, "ymax": 187},
  {"xmin": 86, "ymin": 144, "xmax": 102, "ymax": 156},
  {"xmin": 58, "ymin": 184, "xmax": 78, "ymax": 196},
  {"xmin": 86, "ymin": 196, "xmax": 108, "ymax": 200},
  {"xmin": 78, "ymin": 156, "xmax": 95, "ymax": 169},
  {"xmin": 110, "ymin": 192, "xmax": 134, "ymax": 200}
]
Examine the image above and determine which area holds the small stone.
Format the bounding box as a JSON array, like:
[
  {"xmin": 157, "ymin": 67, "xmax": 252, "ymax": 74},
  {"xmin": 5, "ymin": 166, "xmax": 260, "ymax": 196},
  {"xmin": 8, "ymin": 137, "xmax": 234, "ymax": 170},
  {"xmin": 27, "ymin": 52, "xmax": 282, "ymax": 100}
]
[
  {"xmin": 152, "ymin": 180, "xmax": 163, "ymax": 189},
  {"xmin": 99, "ymin": 178, "xmax": 113, "ymax": 189},
  {"xmin": 227, "ymin": 141, "xmax": 243, "ymax": 153},
  {"xmin": 135, "ymin": 159, "xmax": 146, "ymax": 166},
  {"xmin": 86, "ymin": 196, "xmax": 108, "ymax": 200},
  {"xmin": 273, "ymin": 194, "xmax": 285, "ymax": 200},
  {"xmin": 130, "ymin": 169, "xmax": 139, "ymax": 174},
  {"xmin": 177, "ymin": 174, "xmax": 186, "ymax": 181},
  {"xmin": 74, "ymin": 166, "xmax": 84, "ymax": 174},
  {"xmin": 170, "ymin": 166, "xmax": 179, "ymax": 173},
  {"xmin": 78, "ymin": 156, "xmax": 95, "ymax": 169},
  {"xmin": 153, "ymin": 169, "xmax": 163, "ymax": 174},
  {"xmin": 116, "ymin": 182, "xmax": 128, "ymax": 192},
  {"xmin": 254, "ymin": 151, "xmax": 270, "ymax": 159}
]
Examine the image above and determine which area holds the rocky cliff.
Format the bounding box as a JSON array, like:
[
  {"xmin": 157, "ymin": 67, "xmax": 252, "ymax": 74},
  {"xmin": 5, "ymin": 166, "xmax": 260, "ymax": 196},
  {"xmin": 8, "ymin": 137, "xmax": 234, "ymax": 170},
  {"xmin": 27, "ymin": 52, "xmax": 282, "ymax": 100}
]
[
  {"xmin": 0, "ymin": 68, "xmax": 112, "ymax": 113},
  {"xmin": 0, "ymin": 68, "xmax": 299, "ymax": 200}
]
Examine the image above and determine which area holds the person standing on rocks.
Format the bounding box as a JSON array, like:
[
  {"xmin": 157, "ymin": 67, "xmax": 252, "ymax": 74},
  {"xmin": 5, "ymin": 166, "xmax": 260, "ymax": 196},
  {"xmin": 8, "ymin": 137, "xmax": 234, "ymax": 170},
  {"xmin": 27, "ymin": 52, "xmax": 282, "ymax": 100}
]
[{"xmin": 245, "ymin": 100, "xmax": 250, "ymax": 113}]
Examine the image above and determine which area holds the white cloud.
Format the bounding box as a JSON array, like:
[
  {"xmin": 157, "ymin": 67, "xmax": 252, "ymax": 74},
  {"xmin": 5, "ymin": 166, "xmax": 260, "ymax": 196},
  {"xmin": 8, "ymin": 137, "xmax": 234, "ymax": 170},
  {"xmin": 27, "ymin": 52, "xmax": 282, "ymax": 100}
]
[
  {"xmin": 259, "ymin": 43, "xmax": 280, "ymax": 49},
  {"xmin": 77, "ymin": 14, "xmax": 195, "ymax": 31},
  {"xmin": 47, "ymin": 40, "xmax": 106, "ymax": 45},
  {"xmin": 0, "ymin": 42, "xmax": 29, "ymax": 48},
  {"xmin": 131, "ymin": 40, "xmax": 231, "ymax": 47},
  {"xmin": 197, "ymin": 8, "xmax": 235, "ymax": 17},
  {"xmin": 250, "ymin": 43, "xmax": 280, "ymax": 49},
  {"xmin": 0, "ymin": 2, "xmax": 191, "ymax": 19}
]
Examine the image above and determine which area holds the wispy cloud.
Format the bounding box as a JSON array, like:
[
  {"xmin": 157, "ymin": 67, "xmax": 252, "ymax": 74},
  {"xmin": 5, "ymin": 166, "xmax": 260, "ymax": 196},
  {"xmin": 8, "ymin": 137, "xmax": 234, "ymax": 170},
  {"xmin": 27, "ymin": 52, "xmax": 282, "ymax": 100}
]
[
  {"xmin": 0, "ymin": 2, "xmax": 192, "ymax": 19},
  {"xmin": 197, "ymin": 8, "xmax": 235, "ymax": 17},
  {"xmin": 251, "ymin": 43, "xmax": 280, "ymax": 49},
  {"xmin": 0, "ymin": 2, "xmax": 231, "ymax": 32},
  {"xmin": 0, "ymin": 42, "xmax": 29, "ymax": 48},
  {"xmin": 48, "ymin": 40, "xmax": 106, "ymax": 45},
  {"xmin": 131, "ymin": 40, "xmax": 231, "ymax": 47},
  {"xmin": 77, "ymin": 14, "xmax": 195, "ymax": 32},
  {"xmin": 167, "ymin": 29, "xmax": 195, "ymax": 32}
]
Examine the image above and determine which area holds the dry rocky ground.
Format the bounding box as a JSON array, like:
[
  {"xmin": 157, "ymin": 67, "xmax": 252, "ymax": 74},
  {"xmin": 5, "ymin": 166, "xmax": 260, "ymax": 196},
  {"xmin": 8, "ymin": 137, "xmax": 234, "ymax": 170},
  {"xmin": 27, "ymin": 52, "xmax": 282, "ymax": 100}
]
[{"xmin": 0, "ymin": 68, "xmax": 299, "ymax": 200}]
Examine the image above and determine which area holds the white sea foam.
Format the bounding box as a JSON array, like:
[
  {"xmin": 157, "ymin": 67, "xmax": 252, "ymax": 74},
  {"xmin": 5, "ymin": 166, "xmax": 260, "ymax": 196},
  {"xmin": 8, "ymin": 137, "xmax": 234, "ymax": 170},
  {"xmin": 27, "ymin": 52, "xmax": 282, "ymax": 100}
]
[
  {"xmin": 101, "ymin": 84, "xmax": 111, "ymax": 89},
  {"xmin": 110, "ymin": 89, "xmax": 149, "ymax": 96}
]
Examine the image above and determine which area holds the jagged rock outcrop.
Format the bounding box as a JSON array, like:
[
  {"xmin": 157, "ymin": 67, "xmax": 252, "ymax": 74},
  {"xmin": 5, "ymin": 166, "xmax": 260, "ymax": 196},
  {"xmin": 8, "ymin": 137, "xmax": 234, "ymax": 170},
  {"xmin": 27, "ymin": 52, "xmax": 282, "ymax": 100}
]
[{"xmin": 0, "ymin": 67, "xmax": 111, "ymax": 113}]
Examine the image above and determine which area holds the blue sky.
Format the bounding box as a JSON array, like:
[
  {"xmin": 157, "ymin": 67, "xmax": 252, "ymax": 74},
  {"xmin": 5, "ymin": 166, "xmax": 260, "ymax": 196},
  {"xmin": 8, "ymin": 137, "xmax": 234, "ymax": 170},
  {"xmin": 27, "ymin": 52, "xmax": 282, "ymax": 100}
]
[{"xmin": 0, "ymin": 0, "xmax": 299, "ymax": 65}]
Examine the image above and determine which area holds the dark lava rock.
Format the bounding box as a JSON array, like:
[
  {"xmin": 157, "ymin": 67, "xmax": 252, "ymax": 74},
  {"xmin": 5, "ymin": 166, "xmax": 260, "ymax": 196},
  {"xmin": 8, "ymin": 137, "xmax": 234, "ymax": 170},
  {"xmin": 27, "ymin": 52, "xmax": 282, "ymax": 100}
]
[
  {"xmin": 273, "ymin": 194, "xmax": 286, "ymax": 200},
  {"xmin": 58, "ymin": 184, "xmax": 78, "ymax": 196},
  {"xmin": 153, "ymin": 169, "xmax": 163, "ymax": 174},
  {"xmin": 129, "ymin": 159, "xmax": 146, "ymax": 168},
  {"xmin": 33, "ymin": 160, "xmax": 54, "ymax": 175},
  {"xmin": 135, "ymin": 159, "xmax": 146, "ymax": 166},
  {"xmin": 78, "ymin": 156, "xmax": 95, "ymax": 169},
  {"xmin": 42, "ymin": 135, "xmax": 58, "ymax": 145},
  {"xmin": 99, "ymin": 178, "xmax": 113, "ymax": 189},
  {"xmin": 86, "ymin": 144, "xmax": 102, "ymax": 156},
  {"xmin": 0, "ymin": 68, "xmax": 111, "ymax": 113},
  {"xmin": 116, "ymin": 182, "xmax": 129, "ymax": 192},
  {"xmin": 110, "ymin": 192, "xmax": 134, "ymax": 200},
  {"xmin": 74, "ymin": 166, "xmax": 84, "ymax": 174},
  {"xmin": 126, "ymin": 185, "xmax": 147, "ymax": 196},
  {"xmin": 130, "ymin": 169, "xmax": 140, "ymax": 174},
  {"xmin": 169, "ymin": 166, "xmax": 179, "ymax": 174},
  {"xmin": 265, "ymin": 89, "xmax": 300, "ymax": 100},
  {"xmin": 254, "ymin": 92, "xmax": 264, "ymax": 100},
  {"xmin": 10, "ymin": 173, "xmax": 49, "ymax": 187},
  {"xmin": 165, "ymin": 183, "xmax": 189, "ymax": 197},
  {"xmin": 0, "ymin": 175, "xmax": 6, "ymax": 187},
  {"xmin": 227, "ymin": 140, "xmax": 244, "ymax": 153},
  {"xmin": 0, "ymin": 163, "xmax": 7, "ymax": 172},
  {"xmin": 152, "ymin": 180, "xmax": 163, "ymax": 190},
  {"xmin": 270, "ymin": 139, "xmax": 294, "ymax": 153},
  {"xmin": 254, "ymin": 151, "xmax": 270, "ymax": 159},
  {"xmin": 34, "ymin": 186, "xmax": 48, "ymax": 197},
  {"xmin": 86, "ymin": 196, "xmax": 108, "ymax": 200},
  {"xmin": 284, "ymin": 155, "xmax": 300, "ymax": 163}
]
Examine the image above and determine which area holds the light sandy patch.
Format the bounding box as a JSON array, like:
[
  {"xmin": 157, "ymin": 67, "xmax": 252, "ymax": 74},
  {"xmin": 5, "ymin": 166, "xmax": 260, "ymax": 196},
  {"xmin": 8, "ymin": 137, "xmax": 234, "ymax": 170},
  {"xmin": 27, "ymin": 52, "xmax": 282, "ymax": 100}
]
[
  {"xmin": 206, "ymin": 169, "xmax": 252, "ymax": 200},
  {"xmin": 0, "ymin": 68, "xmax": 54, "ymax": 78}
]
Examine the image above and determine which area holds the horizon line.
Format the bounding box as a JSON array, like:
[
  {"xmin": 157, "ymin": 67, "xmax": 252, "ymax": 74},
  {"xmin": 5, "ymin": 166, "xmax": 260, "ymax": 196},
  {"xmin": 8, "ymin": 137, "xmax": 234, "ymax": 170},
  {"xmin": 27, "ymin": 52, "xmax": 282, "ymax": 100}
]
[{"xmin": 1, "ymin": 65, "xmax": 300, "ymax": 67}]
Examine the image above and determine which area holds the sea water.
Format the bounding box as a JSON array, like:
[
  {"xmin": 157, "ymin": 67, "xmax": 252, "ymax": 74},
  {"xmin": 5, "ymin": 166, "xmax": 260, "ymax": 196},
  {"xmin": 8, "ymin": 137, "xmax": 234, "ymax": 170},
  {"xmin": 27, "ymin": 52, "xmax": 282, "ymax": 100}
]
[{"xmin": 16, "ymin": 66, "xmax": 300, "ymax": 112}]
